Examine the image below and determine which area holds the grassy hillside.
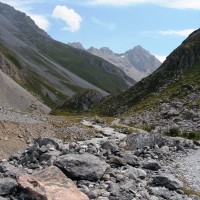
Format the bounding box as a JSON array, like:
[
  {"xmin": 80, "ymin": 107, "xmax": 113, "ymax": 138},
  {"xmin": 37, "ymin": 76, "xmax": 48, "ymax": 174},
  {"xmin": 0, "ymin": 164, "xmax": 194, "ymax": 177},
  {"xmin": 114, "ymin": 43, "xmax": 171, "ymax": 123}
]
[
  {"xmin": 37, "ymin": 40, "xmax": 131, "ymax": 94},
  {"xmin": 0, "ymin": 2, "xmax": 135, "ymax": 109}
]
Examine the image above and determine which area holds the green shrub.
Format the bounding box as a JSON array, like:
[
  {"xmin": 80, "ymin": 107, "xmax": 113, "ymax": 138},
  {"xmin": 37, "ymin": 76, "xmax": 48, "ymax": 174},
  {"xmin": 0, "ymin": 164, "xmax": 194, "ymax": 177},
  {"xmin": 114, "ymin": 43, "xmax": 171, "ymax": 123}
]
[
  {"xmin": 182, "ymin": 131, "xmax": 200, "ymax": 140},
  {"xmin": 165, "ymin": 128, "xmax": 181, "ymax": 137},
  {"xmin": 142, "ymin": 124, "xmax": 156, "ymax": 132},
  {"xmin": 165, "ymin": 128, "xmax": 200, "ymax": 140}
]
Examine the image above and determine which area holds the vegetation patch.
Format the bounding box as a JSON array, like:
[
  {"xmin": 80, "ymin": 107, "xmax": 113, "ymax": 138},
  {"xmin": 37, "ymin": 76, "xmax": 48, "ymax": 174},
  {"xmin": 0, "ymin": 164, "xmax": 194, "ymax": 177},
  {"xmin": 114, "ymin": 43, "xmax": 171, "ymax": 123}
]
[
  {"xmin": 165, "ymin": 128, "xmax": 200, "ymax": 140},
  {"xmin": 141, "ymin": 124, "xmax": 156, "ymax": 132},
  {"xmin": 0, "ymin": 42, "xmax": 23, "ymax": 70},
  {"xmin": 24, "ymin": 71, "xmax": 67, "ymax": 108}
]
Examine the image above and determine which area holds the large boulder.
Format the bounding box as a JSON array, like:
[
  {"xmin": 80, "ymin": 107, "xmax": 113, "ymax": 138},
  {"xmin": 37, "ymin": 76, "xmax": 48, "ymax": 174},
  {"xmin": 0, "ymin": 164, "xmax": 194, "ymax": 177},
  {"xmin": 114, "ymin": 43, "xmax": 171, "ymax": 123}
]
[
  {"xmin": 17, "ymin": 166, "xmax": 89, "ymax": 200},
  {"xmin": 0, "ymin": 177, "xmax": 18, "ymax": 196},
  {"xmin": 126, "ymin": 132, "xmax": 165, "ymax": 150},
  {"xmin": 152, "ymin": 174, "xmax": 183, "ymax": 190},
  {"xmin": 55, "ymin": 153, "xmax": 109, "ymax": 181}
]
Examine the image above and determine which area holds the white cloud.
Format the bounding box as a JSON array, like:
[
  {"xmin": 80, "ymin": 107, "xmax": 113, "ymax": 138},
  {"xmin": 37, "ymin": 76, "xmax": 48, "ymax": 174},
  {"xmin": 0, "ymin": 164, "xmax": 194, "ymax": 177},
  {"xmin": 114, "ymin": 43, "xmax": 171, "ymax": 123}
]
[
  {"xmin": 52, "ymin": 5, "xmax": 82, "ymax": 32},
  {"xmin": 92, "ymin": 17, "xmax": 116, "ymax": 30},
  {"xmin": 158, "ymin": 29, "xmax": 195, "ymax": 37},
  {"xmin": 0, "ymin": 0, "xmax": 46, "ymax": 12},
  {"xmin": 29, "ymin": 14, "xmax": 50, "ymax": 31},
  {"xmin": 142, "ymin": 29, "xmax": 196, "ymax": 37},
  {"xmin": 154, "ymin": 54, "xmax": 166, "ymax": 62},
  {"xmin": 88, "ymin": 0, "xmax": 200, "ymax": 9}
]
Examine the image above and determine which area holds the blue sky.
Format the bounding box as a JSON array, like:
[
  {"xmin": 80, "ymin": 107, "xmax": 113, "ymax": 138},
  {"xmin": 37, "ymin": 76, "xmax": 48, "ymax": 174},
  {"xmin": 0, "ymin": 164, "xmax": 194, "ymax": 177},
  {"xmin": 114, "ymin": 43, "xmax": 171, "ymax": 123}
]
[{"xmin": 1, "ymin": 0, "xmax": 199, "ymax": 62}]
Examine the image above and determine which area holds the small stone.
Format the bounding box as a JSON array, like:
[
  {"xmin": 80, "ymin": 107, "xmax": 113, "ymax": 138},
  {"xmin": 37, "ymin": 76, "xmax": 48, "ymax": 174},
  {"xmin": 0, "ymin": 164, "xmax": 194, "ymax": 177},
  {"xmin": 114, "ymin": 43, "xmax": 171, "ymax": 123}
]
[
  {"xmin": 97, "ymin": 197, "xmax": 109, "ymax": 200},
  {"xmin": 109, "ymin": 156, "xmax": 127, "ymax": 166},
  {"xmin": 101, "ymin": 140, "xmax": 118, "ymax": 153},
  {"xmin": 129, "ymin": 167, "xmax": 147, "ymax": 179},
  {"xmin": 102, "ymin": 174, "xmax": 111, "ymax": 181},
  {"xmin": 87, "ymin": 190, "xmax": 98, "ymax": 199}
]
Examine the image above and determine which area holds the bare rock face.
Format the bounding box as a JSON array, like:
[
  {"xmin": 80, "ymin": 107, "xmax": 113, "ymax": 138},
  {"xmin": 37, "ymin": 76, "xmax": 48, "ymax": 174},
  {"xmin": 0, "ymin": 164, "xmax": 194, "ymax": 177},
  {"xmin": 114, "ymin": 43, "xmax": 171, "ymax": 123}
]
[{"xmin": 17, "ymin": 166, "xmax": 89, "ymax": 200}]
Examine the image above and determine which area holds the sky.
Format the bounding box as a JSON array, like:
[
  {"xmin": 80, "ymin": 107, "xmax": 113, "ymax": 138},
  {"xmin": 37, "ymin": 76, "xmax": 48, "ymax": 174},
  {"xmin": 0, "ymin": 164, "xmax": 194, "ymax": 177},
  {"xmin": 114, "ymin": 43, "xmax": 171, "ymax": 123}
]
[{"xmin": 1, "ymin": 0, "xmax": 199, "ymax": 62}]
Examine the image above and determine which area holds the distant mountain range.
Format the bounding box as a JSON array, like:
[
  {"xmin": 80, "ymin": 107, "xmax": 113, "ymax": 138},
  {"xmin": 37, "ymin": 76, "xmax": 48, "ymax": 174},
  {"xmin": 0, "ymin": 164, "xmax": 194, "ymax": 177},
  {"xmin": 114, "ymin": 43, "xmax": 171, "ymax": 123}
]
[
  {"xmin": 68, "ymin": 42, "xmax": 161, "ymax": 81},
  {"xmin": 94, "ymin": 28, "xmax": 200, "ymax": 116},
  {"xmin": 0, "ymin": 2, "xmax": 135, "ymax": 110}
]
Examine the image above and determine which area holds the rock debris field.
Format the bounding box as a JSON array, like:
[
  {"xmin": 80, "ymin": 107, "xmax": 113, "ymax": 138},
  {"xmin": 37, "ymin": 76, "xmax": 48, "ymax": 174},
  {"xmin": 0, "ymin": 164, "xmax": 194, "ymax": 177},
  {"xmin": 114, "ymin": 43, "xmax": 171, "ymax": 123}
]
[{"xmin": 0, "ymin": 116, "xmax": 200, "ymax": 200}]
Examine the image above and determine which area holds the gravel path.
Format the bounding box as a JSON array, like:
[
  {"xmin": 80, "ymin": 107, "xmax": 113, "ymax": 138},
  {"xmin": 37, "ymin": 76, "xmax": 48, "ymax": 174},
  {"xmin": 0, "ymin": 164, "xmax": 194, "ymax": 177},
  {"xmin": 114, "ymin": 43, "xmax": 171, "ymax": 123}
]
[{"xmin": 176, "ymin": 148, "xmax": 200, "ymax": 192}]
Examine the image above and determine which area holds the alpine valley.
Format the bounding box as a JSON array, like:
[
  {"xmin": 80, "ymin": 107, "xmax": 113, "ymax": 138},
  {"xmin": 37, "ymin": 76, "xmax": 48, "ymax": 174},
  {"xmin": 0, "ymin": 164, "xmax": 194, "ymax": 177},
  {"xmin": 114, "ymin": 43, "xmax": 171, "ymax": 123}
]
[{"xmin": 0, "ymin": 2, "xmax": 200, "ymax": 200}]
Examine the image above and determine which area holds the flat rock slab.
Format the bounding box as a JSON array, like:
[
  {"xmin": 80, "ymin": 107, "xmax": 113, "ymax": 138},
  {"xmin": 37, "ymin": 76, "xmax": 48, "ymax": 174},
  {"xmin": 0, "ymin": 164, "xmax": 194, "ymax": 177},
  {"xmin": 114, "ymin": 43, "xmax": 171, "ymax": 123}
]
[
  {"xmin": 17, "ymin": 166, "xmax": 89, "ymax": 200},
  {"xmin": 55, "ymin": 153, "xmax": 110, "ymax": 181}
]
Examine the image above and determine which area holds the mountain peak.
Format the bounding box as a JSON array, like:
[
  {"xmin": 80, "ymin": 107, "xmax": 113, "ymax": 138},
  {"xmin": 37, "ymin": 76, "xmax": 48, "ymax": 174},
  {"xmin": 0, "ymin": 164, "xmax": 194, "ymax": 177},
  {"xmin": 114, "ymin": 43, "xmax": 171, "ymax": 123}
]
[
  {"xmin": 99, "ymin": 47, "xmax": 114, "ymax": 55},
  {"xmin": 0, "ymin": 2, "xmax": 49, "ymax": 38},
  {"xmin": 124, "ymin": 45, "xmax": 161, "ymax": 73},
  {"xmin": 68, "ymin": 42, "xmax": 85, "ymax": 50},
  {"xmin": 182, "ymin": 28, "xmax": 200, "ymax": 45}
]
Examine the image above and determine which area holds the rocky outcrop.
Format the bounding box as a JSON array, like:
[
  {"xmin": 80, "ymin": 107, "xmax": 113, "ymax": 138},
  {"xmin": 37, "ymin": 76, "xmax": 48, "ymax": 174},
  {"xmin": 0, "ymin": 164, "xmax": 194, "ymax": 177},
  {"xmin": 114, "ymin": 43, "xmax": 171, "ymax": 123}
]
[
  {"xmin": 55, "ymin": 89, "xmax": 103, "ymax": 113},
  {"xmin": 124, "ymin": 98, "xmax": 200, "ymax": 134},
  {"xmin": 18, "ymin": 166, "xmax": 89, "ymax": 200}
]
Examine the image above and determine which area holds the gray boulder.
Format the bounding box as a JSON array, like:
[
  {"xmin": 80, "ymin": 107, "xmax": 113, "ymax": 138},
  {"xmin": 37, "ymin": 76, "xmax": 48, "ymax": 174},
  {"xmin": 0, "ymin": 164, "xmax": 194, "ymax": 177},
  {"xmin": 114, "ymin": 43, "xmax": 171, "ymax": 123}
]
[
  {"xmin": 55, "ymin": 153, "xmax": 110, "ymax": 181},
  {"xmin": 127, "ymin": 132, "xmax": 165, "ymax": 150},
  {"xmin": 122, "ymin": 153, "xmax": 140, "ymax": 167},
  {"xmin": 152, "ymin": 174, "xmax": 183, "ymax": 190},
  {"xmin": 34, "ymin": 137, "xmax": 62, "ymax": 150},
  {"xmin": 0, "ymin": 178, "xmax": 18, "ymax": 195},
  {"xmin": 142, "ymin": 160, "xmax": 161, "ymax": 171}
]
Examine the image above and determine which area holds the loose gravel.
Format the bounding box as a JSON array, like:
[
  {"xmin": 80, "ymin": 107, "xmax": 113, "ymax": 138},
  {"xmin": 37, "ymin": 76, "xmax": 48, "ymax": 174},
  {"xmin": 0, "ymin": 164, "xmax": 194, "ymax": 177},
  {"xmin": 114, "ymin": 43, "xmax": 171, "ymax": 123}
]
[{"xmin": 176, "ymin": 148, "xmax": 200, "ymax": 192}]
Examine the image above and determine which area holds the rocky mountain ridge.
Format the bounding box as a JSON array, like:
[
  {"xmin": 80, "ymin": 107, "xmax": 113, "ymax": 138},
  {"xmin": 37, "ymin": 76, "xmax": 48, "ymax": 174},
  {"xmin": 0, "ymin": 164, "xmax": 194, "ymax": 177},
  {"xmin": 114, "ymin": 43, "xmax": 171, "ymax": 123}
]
[
  {"xmin": 94, "ymin": 28, "xmax": 200, "ymax": 117},
  {"xmin": 68, "ymin": 43, "xmax": 161, "ymax": 81}
]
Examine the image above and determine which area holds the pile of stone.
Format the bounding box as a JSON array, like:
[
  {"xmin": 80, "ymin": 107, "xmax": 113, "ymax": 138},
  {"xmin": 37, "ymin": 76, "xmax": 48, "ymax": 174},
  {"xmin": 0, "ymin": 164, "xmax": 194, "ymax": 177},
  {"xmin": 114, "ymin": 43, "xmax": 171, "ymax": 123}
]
[
  {"xmin": 124, "ymin": 98, "xmax": 200, "ymax": 133},
  {"xmin": 0, "ymin": 132, "xmax": 199, "ymax": 200}
]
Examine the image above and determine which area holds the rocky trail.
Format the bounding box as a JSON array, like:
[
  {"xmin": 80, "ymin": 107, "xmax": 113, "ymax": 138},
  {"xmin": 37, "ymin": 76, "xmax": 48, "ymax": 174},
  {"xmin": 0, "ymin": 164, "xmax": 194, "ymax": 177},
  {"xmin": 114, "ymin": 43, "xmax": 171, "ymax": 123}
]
[
  {"xmin": 175, "ymin": 148, "xmax": 200, "ymax": 193},
  {"xmin": 0, "ymin": 113, "xmax": 200, "ymax": 200},
  {"xmin": 0, "ymin": 108, "xmax": 98, "ymax": 160}
]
